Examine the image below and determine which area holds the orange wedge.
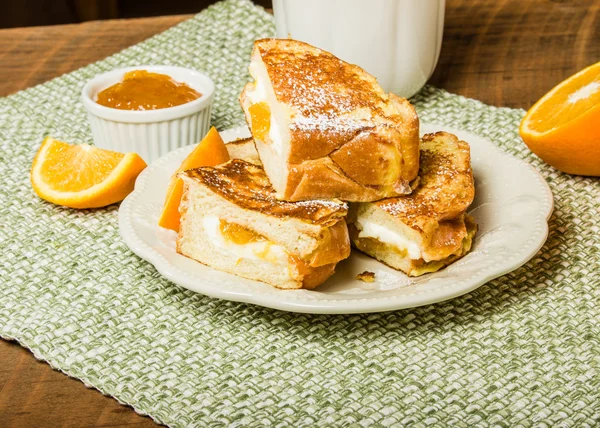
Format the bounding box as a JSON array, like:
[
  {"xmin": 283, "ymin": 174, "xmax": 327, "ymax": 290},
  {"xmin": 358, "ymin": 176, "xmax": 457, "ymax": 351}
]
[
  {"xmin": 30, "ymin": 137, "xmax": 147, "ymax": 209},
  {"xmin": 158, "ymin": 127, "xmax": 230, "ymax": 231},
  {"xmin": 519, "ymin": 61, "xmax": 600, "ymax": 176}
]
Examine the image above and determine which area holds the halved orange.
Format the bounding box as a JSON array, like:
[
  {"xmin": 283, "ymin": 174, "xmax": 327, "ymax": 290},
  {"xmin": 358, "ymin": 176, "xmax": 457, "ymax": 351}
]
[
  {"xmin": 158, "ymin": 127, "xmax": 230, "ymax": 231},
  {"xmin": 520, "ymin": 61, "xmax": 600, "ymax": 176},
  {"xmin": 30, "ymin": 137, "xmax": 147, "ymax": 209}
]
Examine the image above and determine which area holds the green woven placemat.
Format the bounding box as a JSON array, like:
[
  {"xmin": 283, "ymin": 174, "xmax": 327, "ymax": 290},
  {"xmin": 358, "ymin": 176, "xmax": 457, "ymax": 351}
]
[{"xmin": 1, "ymin": 0, "xmax": 599, "ymax": 426}]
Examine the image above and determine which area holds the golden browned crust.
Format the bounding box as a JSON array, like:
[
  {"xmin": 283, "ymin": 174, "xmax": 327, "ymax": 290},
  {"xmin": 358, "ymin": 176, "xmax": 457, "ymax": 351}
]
[
  {"xmin": 291, "ymin": 260, "xmax": 337, "ymax": 289},
  {"xmin": 179, "ymin": 159, "xmax": 348, "ymax": 226},
  {"xmin": 285, "ymin": 157, "xmax": 391, "ymax": 202},
  {"xmin": 223, "ymin": 135, "xmax": 412, "ymax": 201},
  {"xmin": 375, "ymin": 132, "xmax": 475, "ymax": 230},
  {"xmin": 390, "ymin": 94, "xmax": 420, "ymax": 182},
  {"xmin": 426, "ymin": 215, "xmax": 469, "ymax": 260},
  {"xmin": 282, "ymin": 122, "xmax": 418, "ymax": 201},
  {"xmin": 408, "ymin": 215, "xmax": 478, "ymax": 276},
  {"xmin": 306, "ymin": 219, "xmax": 350, "ymax": 267},
  {"xmin": 241, "ymin": 38, "xmax": 420, "ymax": 202}
]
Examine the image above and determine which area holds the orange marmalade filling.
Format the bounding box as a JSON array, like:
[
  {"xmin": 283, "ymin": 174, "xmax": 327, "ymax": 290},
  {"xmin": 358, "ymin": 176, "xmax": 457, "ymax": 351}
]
[
  {"xmin": 96, "ymin": 70, "xmax": 201, "ymax": 110},
  {"xmin": 219, "ymin": 220, "xmax": 264, "ymax": 245},
  {"xmin": 289, "ymin": 254, "xmax": 311, "ymax": 276},
  {"xmin": 248, "ymin": 102, "xmax": 271, "ymax": 142}
]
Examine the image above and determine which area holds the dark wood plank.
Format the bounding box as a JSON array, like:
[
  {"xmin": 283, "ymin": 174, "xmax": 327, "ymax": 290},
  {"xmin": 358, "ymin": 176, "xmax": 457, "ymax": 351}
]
[
  {"xmin": 0, "ymin": 15, "xmax": 190, "ymax": 97},
  {"xmin": 0, "ymin": 0, "xmax": 598, "ymax": 426},
  {"xmin": 0, "ymin": 340, "xmax": 160, "ymax": 427},
  {"xmin": 429, "ymin": 0, "xmax": 600, "ymax": 108}
]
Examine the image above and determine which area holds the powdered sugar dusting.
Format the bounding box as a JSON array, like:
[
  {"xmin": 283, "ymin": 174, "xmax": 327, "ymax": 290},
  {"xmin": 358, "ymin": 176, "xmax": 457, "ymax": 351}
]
[
  {"xmin": 291, "ymin": 114, "xmax": 371, "ymax": 133},
  {"xmin": 258, "ymin": 40, "xmax": 388, "ymax": 124},
  {"xmin": 375, "ymin": 133, "xmax": 474, "ymax": 228},
  {"xmin": 294, "ymin": 198, "xmax": 348, "ymax": 210}
]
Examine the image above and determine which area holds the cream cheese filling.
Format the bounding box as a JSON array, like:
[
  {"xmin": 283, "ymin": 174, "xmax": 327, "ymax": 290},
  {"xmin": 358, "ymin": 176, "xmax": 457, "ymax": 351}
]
[
  {"xmin": 357, "ymin": 219, "xmax": 422, "ymax": 260},
  {"xmin": 202, "ymin": 216, "xmax": 288, "ymax": 264},
  {"xmin": 247, "ymin": 61, "xmax": 286, "ymax": 156}
]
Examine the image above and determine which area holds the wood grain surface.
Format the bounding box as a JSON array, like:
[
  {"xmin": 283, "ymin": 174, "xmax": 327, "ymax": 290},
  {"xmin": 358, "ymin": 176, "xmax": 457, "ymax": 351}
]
[
  {"xmin": 0, "ymin": 1, "xmax": 598, "ymax": 426},
  {"xmin": 0, "ymin": 15, "xmax": 189, "ymax": 98}
]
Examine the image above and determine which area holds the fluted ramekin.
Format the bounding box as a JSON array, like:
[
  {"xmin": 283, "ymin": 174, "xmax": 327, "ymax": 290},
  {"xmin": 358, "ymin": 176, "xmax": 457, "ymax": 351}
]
[{"xmin": 82, "ymin": 65, "xmax": 215, "ymax": 164}]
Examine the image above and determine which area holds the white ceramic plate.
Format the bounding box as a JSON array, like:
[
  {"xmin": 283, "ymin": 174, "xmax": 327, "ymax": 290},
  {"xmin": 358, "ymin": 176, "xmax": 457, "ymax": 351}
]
[{"xmin": 119, "ymin": 124, "xmax": 553, "ymax": 314}]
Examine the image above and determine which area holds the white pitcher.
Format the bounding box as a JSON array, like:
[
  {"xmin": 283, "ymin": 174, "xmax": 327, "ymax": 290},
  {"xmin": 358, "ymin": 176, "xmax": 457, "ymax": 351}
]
[{"xmin": 273, "ymin": 0, "xmax": 446, "ymax": 98}]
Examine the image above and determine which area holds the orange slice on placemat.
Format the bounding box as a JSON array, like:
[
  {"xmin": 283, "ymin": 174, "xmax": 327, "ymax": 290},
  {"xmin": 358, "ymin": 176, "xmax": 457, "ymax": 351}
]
[
  {"xmin": 30, "ymin": 137, "xmax": 147, "ymax": 209},
  {"xmin": 158, "ymin": 126, "xmax": 230, "ymax": 231},
  {"xmin": 519, "ymin": 61, "xmax": 600, "ymax": 176}
]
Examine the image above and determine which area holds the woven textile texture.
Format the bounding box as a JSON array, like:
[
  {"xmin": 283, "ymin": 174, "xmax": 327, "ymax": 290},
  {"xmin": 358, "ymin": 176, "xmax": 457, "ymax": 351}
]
[{"xmin": 1, "ymin": 0, "xmax": 599, "ymax": 426}]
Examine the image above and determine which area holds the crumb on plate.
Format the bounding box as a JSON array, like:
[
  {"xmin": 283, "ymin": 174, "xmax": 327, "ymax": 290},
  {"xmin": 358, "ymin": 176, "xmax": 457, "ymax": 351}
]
[{"xmin": 356, "ymin": 271, "xmax": 375, "ymax": 283}]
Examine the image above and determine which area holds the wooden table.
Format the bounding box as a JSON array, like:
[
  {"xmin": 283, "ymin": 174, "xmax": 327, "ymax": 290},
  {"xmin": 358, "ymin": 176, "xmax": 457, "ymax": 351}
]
[{"xmin": 0, "ymin": 1, "xmax": 598, "ymax": 426}]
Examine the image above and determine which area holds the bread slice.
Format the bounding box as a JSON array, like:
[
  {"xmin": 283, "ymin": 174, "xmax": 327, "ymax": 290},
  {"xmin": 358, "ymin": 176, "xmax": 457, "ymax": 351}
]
[
  {"xmin": 225, "ymin": 137, "xmax": 261, "ymax": 165},
  {"xmin": 176, "ymin": 159, "xmax": 350, "ymax": 289},
  {"xmin": 348, "ymin": 132, "xmax": 477, "ymax": 276},
  {"xmin": 240, "ymin": 38, "xmax": 420, "ymax": 202}
]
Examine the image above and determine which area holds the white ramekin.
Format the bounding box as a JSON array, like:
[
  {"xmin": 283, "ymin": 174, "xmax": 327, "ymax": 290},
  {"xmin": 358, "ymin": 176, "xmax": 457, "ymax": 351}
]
[{"xmin": 82, "ymin": 65, "xmax": 215, "ymax": 164}]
